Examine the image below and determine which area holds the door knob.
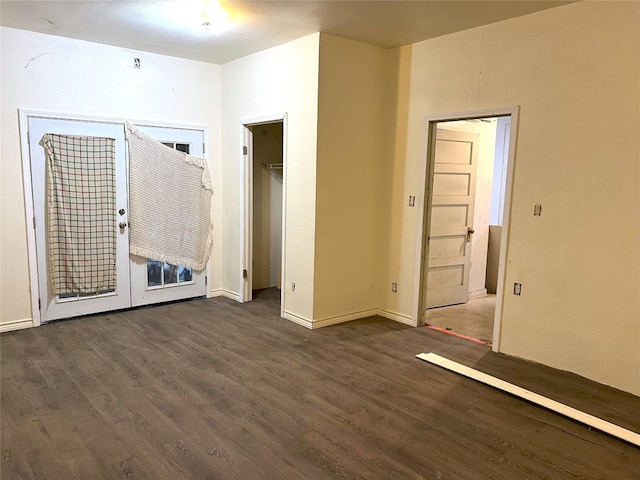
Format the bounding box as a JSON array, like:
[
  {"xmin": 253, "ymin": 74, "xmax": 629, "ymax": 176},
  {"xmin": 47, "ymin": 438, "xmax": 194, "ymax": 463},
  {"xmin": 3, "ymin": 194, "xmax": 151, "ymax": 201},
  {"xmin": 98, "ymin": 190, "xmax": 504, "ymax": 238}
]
[
  {"xmin": 119, "ymin": 222, "xmax": 127, "ymax": 229},
  {"xmin": 466, "ymin": 227, "xmax": 475, "ymax": 242}
]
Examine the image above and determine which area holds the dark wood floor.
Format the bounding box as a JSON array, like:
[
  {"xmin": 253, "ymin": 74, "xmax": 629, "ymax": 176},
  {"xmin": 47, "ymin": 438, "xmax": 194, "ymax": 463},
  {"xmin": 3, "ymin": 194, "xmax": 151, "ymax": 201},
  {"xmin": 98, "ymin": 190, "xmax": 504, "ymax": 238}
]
[{"xmin": 2, "ymin": 288, "xmax": 639, "ymax": 479}]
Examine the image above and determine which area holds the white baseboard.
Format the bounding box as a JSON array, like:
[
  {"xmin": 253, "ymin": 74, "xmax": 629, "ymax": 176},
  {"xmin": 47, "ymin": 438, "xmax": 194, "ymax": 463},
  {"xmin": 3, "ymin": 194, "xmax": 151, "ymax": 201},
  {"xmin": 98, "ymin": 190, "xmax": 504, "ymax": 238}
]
[
  {"xmin": 312, "ymin": 309, "xmax": 378, "ymax": 329},
  {"xmin": 0, "ymin": 318, "xmax": 33, "ymax": 333},
  {"xmin": 290, "ymin": 308, "xmax": 415, "ymax": 330},
  {"xmin": 469, "ymin": 288, "xmax": 488, "ymax": 299},
  {"xmin": 210, "ymin": 288, "xmax": 242, "ymax": 302},
  {"xmin": 377, "ymin": 309, "xmax": 414, "ymax": 326},
  {"xmin": 282, "ymin": 310, "xmax": 313, "ymax": 329}
]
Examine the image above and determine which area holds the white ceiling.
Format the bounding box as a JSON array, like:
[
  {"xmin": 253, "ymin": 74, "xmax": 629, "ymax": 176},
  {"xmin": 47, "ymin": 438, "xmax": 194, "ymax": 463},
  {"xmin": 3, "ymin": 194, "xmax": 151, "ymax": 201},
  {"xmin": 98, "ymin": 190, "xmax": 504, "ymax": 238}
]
[{"xmin": 0, "ymin": 1, "xmax": 574, "ymax": 64}]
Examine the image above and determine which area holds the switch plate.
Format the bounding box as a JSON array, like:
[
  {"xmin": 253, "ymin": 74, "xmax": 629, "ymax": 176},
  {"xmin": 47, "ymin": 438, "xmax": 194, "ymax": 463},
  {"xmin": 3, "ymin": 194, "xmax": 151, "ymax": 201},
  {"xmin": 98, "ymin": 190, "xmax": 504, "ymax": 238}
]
[{"xmin": 392, "ymin": 282, "xmax": 398, "ymax": 293}]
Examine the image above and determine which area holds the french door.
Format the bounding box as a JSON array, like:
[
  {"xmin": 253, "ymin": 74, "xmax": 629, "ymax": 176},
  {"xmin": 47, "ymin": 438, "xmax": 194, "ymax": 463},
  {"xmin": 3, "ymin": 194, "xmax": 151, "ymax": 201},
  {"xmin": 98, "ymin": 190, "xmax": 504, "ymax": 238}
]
[{"xmin": 25, "ymin": 113, "xmax": 207, "ymax": 323}]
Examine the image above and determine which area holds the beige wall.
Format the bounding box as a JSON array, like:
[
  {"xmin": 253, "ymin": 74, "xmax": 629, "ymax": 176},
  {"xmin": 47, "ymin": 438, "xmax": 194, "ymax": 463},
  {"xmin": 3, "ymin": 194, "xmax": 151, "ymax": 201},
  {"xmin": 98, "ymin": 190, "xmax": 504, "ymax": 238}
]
[
  {"xmin": 313, "ymin": 34, "xmax": 397, "ymax": 324},
  {"xmin": 390, "ymin": 1, "xmax": 640, "ymax": 394},
  {"xmin": 0, "ymin": 27, "xmax": 222, "ymax": 328},
  {"xmin": 220, "ymin": 34, "xmax": 320, "ymax": 322}
]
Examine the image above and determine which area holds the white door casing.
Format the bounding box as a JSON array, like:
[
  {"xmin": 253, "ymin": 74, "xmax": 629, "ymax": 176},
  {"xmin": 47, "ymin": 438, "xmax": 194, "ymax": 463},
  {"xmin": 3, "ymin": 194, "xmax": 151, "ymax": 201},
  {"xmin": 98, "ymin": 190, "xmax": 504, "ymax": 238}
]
[
  {"xmin": 240, "ymin": 113, "xmax": 288, "ymax": 318},
  {"xmin": 413, "ymin": 106, "xmax": 520, "ymax": 353},
  {"xmin": 424, "ymin": 128, "xmax": 479, "ymax": 308},
  {"xmin": 23, "ymin": 111, "xmax": 208, "ymax": 323}
]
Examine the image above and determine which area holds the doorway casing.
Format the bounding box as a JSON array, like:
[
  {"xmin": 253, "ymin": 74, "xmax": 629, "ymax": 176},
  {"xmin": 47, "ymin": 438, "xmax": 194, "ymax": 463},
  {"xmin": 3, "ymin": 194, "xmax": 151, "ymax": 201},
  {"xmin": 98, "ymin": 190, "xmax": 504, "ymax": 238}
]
[
  {"xmin": 239, "ymin": 113, "xmax": 288, "ymax": 318},
  {"xmin": 413, "ymin": 106, "xmax": 520, "ymax": 352}
]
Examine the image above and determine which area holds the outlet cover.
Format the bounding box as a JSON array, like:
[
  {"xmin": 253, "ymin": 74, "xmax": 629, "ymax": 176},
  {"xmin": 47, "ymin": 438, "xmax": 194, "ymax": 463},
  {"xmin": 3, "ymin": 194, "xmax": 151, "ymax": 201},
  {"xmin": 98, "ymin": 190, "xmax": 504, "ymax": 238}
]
[{"xmin": 513, "ymin": 282, "xmax": 522, "ymax": 296}]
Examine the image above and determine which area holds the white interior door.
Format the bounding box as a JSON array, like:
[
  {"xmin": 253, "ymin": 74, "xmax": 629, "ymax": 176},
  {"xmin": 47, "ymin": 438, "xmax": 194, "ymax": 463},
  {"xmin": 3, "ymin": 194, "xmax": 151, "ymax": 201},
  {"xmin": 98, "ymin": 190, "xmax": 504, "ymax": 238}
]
[
  {"xmin": 425, "ymin": 128, "xmax": 479, "ymax": 308},
  {"xmin": 128, "ymin": 125, "xmax": 207, "ymax": 307},
  {"xmin": 26, "ymin": 115, "xmax": 208, "ymax": 322},
  {"xmin": 28, "ymin": 117, "xmax": 131, "ymax": 321}
]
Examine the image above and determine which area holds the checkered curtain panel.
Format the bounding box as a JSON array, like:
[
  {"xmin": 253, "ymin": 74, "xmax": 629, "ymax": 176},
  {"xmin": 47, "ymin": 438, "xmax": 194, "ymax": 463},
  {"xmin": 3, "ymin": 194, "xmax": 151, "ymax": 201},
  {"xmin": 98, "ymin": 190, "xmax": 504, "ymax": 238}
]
[{"xmin": 42, "ymin": 134, "xmax": 117, "ymax": 295}]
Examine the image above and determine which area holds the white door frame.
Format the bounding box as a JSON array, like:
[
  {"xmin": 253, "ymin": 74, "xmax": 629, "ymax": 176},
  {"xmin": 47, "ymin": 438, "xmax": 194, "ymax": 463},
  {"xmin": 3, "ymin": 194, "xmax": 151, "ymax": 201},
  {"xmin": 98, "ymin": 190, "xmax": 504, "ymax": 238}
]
[
  {"xmin": 19, "ymin": 109, "xmax": 211, "ymax": 327},
  {"xmin": 413, "ymin": 106, "xmax": 520, "ymax": 352},
  {"xmin": 239, "ymin": 113, "xmax": 288, "ymax": 317}
]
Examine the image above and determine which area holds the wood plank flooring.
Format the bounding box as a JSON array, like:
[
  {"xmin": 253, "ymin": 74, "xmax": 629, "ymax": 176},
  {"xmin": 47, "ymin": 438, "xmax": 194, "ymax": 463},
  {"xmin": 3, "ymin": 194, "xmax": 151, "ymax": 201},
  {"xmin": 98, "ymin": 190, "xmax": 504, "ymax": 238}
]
[{"xmin": 2, "ymin": 288, "xmax": 639, "ymax": 479}]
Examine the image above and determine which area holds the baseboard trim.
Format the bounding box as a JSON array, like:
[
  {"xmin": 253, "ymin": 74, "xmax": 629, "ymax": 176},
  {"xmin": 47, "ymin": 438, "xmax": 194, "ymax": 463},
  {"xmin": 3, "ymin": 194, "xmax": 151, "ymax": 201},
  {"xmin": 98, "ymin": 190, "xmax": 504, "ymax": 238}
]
[
  {"xmin": 312, "ymin": 309, "xmax": 378, "ymax": 329},
  {"xmin": 213, "ymin": 295, "xmax": 415, "ymax": 330},
  {"xmin": 310, "ymin": 308, "xmax": 415, "ymax": 329},
  {"xmin": 210, "ymin": 288, "xmax": 242, "ymax": 302},
  {"xmin": 282, "ymin": 310, "xmax": 313, "ymax": 329},
  {"xmin": 377, "ymin": 309, "xmax": 414, "ymax": 326},
  {"xmin": 0, "ymin": 318, "xmax": 33, "ymax": 333}
]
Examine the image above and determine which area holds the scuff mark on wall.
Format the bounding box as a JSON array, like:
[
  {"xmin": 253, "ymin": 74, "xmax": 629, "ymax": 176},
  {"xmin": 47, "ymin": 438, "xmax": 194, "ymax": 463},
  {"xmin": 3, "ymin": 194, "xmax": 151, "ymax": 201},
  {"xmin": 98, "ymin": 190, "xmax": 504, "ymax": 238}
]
[
  {"xmin": 24, "ymin": 52, "xmax": 50, "ymax": 69},
  {"xmin": 37, "ymin": 17, "xmax": 55, "ymax": 26}
]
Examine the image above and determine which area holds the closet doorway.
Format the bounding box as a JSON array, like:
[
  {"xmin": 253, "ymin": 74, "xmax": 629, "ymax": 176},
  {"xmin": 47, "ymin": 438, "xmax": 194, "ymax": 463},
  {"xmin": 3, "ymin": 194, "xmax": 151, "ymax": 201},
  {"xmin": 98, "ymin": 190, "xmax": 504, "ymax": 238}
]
[
  {"xmin": 251, "ymin": 122, "xmax": 283, "ymax": 298},
  {"xmin": 240, "ymin": 115, "xmax": 286, "ymax": 313}
]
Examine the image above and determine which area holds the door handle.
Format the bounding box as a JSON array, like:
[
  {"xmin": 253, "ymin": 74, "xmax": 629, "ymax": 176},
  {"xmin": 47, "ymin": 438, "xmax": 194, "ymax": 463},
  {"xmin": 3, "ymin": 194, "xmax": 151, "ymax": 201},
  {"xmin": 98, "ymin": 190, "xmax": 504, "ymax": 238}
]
[
  {"xmin": 466, "ymin": 227, "xmax": 475, "ymax": 242},
  {"xmin": 119, "ymin": 222, "xmax": 127, "ymax": 229}
]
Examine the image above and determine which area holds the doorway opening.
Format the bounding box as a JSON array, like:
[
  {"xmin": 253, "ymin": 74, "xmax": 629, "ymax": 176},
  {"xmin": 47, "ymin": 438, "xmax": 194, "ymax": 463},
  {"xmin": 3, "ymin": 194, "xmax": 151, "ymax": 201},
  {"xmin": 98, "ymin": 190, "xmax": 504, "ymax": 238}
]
[
  {"xmin": 251, "ymin": 122, "xmax": 283, "ymax": 307},
  {"xmin": 415, "ymin": 107, "xmax": 519, "ymax": 352},
  {"xmin": 240, "ymin": 114, "xmax": 286, "ymax": 317}
]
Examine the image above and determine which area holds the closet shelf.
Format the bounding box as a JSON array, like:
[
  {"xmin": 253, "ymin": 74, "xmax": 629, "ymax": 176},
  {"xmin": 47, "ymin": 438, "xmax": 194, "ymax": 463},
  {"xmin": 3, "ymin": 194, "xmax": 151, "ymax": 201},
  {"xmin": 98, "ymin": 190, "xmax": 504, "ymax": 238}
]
[{"xmin": 262, "ymin": 162, "xmax": 283, "ymax": 183}]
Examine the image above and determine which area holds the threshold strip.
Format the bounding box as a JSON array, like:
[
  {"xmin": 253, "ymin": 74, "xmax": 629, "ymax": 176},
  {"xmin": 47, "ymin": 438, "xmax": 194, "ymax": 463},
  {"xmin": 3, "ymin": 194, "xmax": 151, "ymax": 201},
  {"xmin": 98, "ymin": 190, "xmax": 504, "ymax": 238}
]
[
  {"xmin": 425, "ymin": 324, "xmax": 491, "ymax": 346},
  {"xmin": 416, "ymin": 352, "xmax": 640, "ymax": 447}
]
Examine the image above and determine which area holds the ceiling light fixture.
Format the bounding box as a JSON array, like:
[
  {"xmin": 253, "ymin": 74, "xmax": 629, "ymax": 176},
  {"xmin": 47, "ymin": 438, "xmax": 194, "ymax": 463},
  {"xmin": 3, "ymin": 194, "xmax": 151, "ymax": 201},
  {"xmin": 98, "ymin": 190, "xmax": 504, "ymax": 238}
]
[{"xmin": 201, "ymin": 0, "xmax": 229, "ymax": 30}]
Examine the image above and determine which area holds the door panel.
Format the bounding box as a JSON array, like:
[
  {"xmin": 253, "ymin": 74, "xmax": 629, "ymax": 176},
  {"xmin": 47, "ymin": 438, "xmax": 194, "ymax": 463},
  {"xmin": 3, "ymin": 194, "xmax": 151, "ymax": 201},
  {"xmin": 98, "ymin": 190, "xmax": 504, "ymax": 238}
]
[
  {"xmin": 28, "ymin": 117, "xmax": 131, "ymax": 321},
  {"xmin": 425, "ymin": 129, "xmax": 479, "ymax": 308},
  {"xmin": 128, "ymin": 125, "xmax": 207, "ymax": 307}
]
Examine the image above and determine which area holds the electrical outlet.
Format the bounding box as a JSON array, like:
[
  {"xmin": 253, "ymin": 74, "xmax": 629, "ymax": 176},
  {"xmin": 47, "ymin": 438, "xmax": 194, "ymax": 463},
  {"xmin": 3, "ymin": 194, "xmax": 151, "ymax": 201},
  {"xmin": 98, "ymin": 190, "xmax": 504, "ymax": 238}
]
[
  {"xmin": 392, "ymin": 282, "xmax": 398, "ymax": 293},
  {"xmin": 513, "ymin": 282, "xmax": 522, "ymax": 296},
  {"xmin": 291, "ymin": 282, "xmax": 296, "ymax": 292},
  {"xmin": 534, "ymin": 204, "xmax": 542, "ymax": 216}
]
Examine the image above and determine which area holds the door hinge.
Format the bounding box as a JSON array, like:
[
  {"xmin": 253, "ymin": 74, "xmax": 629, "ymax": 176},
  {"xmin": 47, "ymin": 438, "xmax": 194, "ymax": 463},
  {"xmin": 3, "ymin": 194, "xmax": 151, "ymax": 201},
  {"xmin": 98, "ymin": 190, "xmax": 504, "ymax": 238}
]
[
  {"xmin": 243, "ymin": 146, "xmax": 248, "ymax": 155},
  {"xmin": 243, "ymin": 269, "xmax": 248, "ymax": 279},
  {"xmin": 205, "ymin": 275, "xmax": 208, "ymax": 286},
  {"xmin": 33, "ymin": 216, "xmax": 36, "ymax": 229},
  {"xmin": 203, "ymin": 143, "xmax": 206, "ymax": 154},
  {"xmin": 38, "ymin": 298, "xmax": 41, "ymax": 310}
]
